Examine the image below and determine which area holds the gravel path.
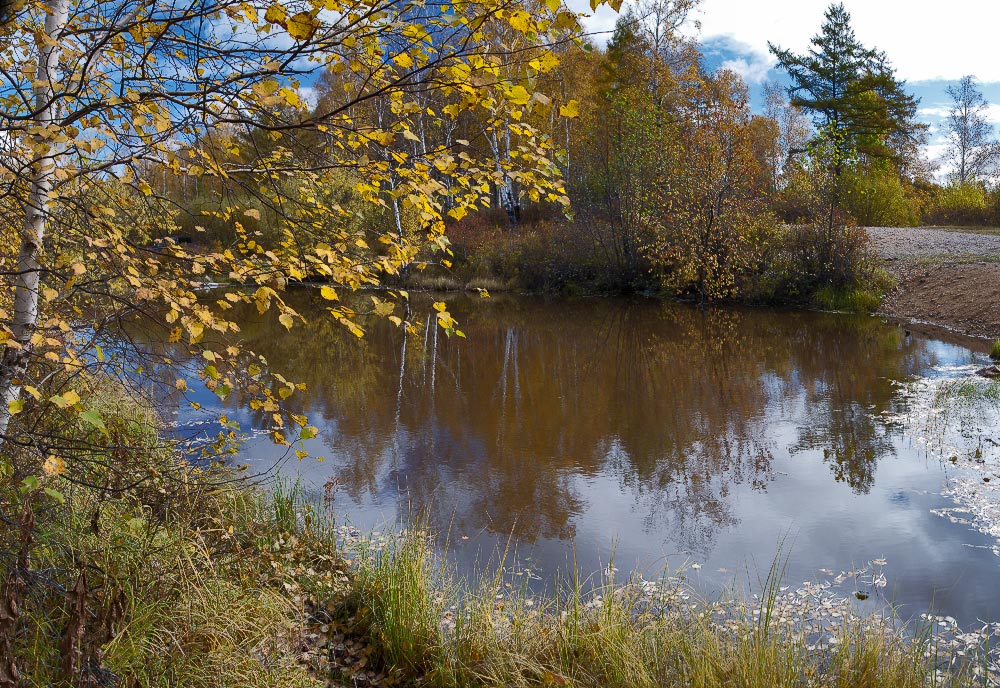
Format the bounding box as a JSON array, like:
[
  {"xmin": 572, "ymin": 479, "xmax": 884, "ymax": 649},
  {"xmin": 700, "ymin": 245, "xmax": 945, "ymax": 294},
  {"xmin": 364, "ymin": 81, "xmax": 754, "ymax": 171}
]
[
  {"xmin": 868, "ymin": 227, "xmax": 1000, "ymax": 342},
  {"xmin": 867, "ymin": 226, "xmax": 1000, "ymax": 262}
]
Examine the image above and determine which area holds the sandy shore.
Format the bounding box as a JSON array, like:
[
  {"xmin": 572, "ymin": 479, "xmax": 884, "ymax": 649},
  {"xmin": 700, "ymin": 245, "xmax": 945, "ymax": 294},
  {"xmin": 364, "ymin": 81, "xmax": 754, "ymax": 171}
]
[{"xmin": 867, "ymin": 227, "xmax": 1000, "ymax": 343}]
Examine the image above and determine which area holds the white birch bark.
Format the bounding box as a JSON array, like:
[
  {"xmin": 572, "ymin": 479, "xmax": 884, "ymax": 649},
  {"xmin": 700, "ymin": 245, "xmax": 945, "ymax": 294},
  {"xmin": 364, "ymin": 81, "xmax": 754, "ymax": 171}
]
[{"xmin": 0, "ymin": 0, "xmax": 70, "ymax": 438}]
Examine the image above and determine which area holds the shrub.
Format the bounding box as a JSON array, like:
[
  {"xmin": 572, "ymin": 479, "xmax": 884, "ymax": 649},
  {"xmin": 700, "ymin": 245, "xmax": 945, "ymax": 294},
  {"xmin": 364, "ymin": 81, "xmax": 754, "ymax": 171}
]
[
  {"xmin": 924, "ymin": 183, "xmax": 993, "ymax": 226},
  {"xmin": 841, "ymin": 166, "xmax": 921, "ymax": 227},
  {"xmin": 754, "ymin": 220, "xmax": 891, "ymax": 308}
]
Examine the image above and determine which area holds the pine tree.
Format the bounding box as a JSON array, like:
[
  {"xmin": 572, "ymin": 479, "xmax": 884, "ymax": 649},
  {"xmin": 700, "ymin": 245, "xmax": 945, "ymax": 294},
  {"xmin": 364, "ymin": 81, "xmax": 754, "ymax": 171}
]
[{"xmin": 768, "ymin": 3, "xmax": 921, "ymax": 164}]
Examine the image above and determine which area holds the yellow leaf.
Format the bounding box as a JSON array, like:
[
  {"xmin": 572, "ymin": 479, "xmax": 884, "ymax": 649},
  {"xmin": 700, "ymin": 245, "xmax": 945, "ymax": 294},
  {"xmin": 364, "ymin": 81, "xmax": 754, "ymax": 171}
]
[
  {"xmin": 244, "ymin": 208, "xmax": 261, "ymax": 220},
  {"xmin": 505, "ymin": 85, "xmax": 531, "ymax": 106},
  {"xmin": 286, "ymin": 11, "xmax": 319, "ymax": 40},
  {"xmin": 253, "ymin": 80, "xmax": 280, "ymax": 98},
  {"xmin": 279, "ymin": 87, "xmax": 300, "ymax": 107},
  {"xmin": 264, "ymin": 3, "xmax": 286, "ymax": 24},
  {"xmin": 138, "ymin": 180, "xmax": 152, "ymax": 196},
  {"xmin": 559, "ymin": 100, "xmax": 580, "ymax": 118},
  {"xmin": 50, "ymin": 390, "xmax": 80, "ymax": 409},
  {"xmin": 7, "ymin": 399, "xmax": 24, "ymax": 415},
  {"xmin": 43, "ymin": 455, "xmax": 66, "ymax": 476},
  {"xmin": 508, "ymin": 10, "xmax": 531, "ymax": 32},
  {"xmin": 394, "ymin": 52, "xmax": 413, "ymax": 69},
  {"xmin": 320, "ymin": 286, "xmax": 339, "ymax": 301},
  {"xmin": 279, "ymin": 313, "xmax": 294, "ymax": 330},
  {"xmin": 529, "ymin": 51, "xmax": 561, "ymax": 74}
]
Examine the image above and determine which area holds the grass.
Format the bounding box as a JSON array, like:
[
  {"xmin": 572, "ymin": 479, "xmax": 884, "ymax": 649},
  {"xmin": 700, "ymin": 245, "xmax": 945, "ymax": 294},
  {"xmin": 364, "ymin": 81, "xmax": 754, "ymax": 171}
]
[
  {"xmin": 6, "ymin": 466, "xmax": 335, "ymax": 687},
  {"xmin": 0, "ymin": 376, "xmax": 340, "ymax": 687},
  {"xmin": 814, "ymin": 285, "xmax": 884, "ymax": 314},
  {"xmin": 991, "ymin": 339, "xmax": 1000, "ymax": 361},
  {"xmin": 338, "ymin": 529, "xmax": 986, "ymax": 688},
  {"xmin": 402, "ymin": 272, "xmax": 519, "ymax": 293}
]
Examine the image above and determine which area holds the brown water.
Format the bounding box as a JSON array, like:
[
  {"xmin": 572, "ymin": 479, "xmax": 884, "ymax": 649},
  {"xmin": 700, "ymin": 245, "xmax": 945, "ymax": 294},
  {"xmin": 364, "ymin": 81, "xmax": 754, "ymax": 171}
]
[{"xmin": 166, "ymin": 291, "xmax": 1000, "ymax": 625}]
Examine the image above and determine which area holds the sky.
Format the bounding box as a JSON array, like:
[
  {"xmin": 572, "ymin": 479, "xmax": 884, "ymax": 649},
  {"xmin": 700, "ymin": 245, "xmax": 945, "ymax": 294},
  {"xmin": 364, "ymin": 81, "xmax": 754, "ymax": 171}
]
[{"xmin": 570, "ymin": 0, "xmax": 1000, "ymax": 174}]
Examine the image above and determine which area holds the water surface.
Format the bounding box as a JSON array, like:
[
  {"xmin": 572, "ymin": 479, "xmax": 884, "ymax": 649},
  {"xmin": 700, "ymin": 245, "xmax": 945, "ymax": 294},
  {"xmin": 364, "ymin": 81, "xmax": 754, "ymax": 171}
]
[{"xmin": 166, "ymin": 292, "xmax": 1000, "ymax": 625}]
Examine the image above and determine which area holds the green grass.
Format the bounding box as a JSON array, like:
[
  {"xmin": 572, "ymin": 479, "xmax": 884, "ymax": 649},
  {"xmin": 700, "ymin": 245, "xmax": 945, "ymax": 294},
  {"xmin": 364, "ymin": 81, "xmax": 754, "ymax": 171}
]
[
  {"xmin": 814, "ymin": 286, "xmax": 884, "ymax": 313},
  {"xmin": 991, "ymin": 339, "xmax": 1000, "ymax": 361}
]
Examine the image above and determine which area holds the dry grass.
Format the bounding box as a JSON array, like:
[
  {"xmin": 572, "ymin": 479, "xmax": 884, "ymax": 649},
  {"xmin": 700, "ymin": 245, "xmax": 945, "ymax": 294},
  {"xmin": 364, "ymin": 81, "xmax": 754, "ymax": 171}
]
[
  {"xmin": 341, "ymin": 531, "xmax": 987, "ymax": 688},
  {"xmin": 402, "ymin": 273, "xmax": 519, "ymax": 293}
]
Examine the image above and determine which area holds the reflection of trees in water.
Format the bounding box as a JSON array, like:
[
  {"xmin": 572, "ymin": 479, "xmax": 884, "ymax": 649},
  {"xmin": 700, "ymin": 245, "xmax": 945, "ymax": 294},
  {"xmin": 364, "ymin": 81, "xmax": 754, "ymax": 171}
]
[
  {"xmin": 784, "ymin": 318, "xmax": 918, "ymax": 493},
  {"xmin": 146, "ymin": 291, "xmax": 940, "ymax": 550}
]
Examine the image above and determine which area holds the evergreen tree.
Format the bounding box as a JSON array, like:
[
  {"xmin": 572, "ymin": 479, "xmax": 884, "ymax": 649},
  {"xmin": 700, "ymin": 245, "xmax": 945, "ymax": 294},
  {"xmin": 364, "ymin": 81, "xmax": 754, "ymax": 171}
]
[{"xmin": 768, "ymin": 3, "xmax": 921, "ymax": 164}]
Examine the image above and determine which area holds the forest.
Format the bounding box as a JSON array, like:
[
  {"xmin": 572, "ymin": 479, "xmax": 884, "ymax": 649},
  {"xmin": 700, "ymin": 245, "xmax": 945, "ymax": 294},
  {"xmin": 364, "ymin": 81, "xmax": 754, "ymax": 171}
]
[{"xmin": 132, "ymin": 1, "xmax": 999, "ymax": 304}]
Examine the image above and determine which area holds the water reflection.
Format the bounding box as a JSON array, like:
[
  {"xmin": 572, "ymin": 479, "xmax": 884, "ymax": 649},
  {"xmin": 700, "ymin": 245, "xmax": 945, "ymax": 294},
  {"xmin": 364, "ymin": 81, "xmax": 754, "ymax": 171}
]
[
  {"xmin": 131, "ymin": 291, "xmax": 1000, "ymax": 623},
  {"xmin": 199, "ymin": 294, "xmax": 937, "ymax": 548}
]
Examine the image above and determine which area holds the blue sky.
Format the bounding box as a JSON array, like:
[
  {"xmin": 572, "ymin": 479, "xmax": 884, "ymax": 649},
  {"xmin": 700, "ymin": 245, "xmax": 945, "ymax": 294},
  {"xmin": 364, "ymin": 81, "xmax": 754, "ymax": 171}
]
[{"xmin": 571, "ymin": 0, "xmax": 1000, "ymax": 175}]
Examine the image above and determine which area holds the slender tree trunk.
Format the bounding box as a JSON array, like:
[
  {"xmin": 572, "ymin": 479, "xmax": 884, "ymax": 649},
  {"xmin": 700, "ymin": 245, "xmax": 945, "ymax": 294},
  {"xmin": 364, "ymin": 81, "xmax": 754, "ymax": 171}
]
[{"xmin": 0, "ymin": 0, "xmax": 69, "ymax": 438}]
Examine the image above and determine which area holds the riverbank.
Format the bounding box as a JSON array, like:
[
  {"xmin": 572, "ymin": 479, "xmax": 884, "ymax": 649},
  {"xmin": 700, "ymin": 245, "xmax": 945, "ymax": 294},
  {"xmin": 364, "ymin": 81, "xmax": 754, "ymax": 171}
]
[
  {"xmin": 869, "ymin": 226, "xmax": 1000, "ymax": 341},
  {"xmin": 17, "ymin": 463, "xmax": 995, "ymax": 688}
]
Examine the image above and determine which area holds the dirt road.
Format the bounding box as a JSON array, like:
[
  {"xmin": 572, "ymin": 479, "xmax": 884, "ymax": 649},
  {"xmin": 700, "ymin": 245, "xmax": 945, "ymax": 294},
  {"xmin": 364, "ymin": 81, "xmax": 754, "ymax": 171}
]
[{"xmin": 868, "ymin": 227, "xmax": 1000, "ymax": 341}]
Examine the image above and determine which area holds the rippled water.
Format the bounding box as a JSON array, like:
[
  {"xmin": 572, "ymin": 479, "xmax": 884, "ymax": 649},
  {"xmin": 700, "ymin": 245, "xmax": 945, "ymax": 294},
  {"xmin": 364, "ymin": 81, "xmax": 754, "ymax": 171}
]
[{"xmin": 160, "ymin": 291, "xmax": 1000, "ymax": 626}]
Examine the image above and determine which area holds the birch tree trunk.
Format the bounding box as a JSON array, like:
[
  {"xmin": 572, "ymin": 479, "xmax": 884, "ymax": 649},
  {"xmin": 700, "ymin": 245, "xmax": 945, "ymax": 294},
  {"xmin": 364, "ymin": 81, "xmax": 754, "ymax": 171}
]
[{"xmin": 0, "ymin": 0, "xmax": 69, "ymax": 438}]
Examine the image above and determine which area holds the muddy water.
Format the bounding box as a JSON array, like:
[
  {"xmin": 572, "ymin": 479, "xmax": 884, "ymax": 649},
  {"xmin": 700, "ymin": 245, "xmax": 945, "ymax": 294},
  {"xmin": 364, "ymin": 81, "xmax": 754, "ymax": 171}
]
[{"xmin": 173, "ymin": 291, "xmax": 1000, "ymax": 625}]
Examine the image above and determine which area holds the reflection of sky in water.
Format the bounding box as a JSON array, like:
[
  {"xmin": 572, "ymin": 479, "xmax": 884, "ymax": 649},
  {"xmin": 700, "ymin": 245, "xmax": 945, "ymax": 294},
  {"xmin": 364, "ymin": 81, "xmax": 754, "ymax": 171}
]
[{"xmin": 162, "ymin": 294, "xmax": 1000, "ymax": 626}]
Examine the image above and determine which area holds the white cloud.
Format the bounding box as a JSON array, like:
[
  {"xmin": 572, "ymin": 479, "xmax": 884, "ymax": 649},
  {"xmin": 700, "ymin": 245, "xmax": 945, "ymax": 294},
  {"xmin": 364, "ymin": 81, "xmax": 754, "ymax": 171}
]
[
  {"xmin": 576, "ymin": 0, "xmax": 1000, "ymax": 84},
  {"xmin": 919, "ymin": 106, "xmax": 950, "ymax": 119},
  {"xmin": 719, "ymin": 57, "xmax": 772, "ymax": 84},
  {"xmin": 919, "ymin": 103, "xmax": 1000, "ymax": 126},
  {"xmin": 298, "ymin": 86, "xmax": 319, "ymax": 109}
]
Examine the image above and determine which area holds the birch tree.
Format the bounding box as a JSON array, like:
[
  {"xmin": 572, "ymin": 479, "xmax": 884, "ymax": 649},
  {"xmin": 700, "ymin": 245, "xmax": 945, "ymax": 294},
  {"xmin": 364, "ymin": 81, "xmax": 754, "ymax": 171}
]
[
  {"xmin": 0, "ymin": 0, "xmax": 599, "ymax": 472},
  {"xmin": 944, "ymin": 75, "xmax": 999, "ymax": 185}
]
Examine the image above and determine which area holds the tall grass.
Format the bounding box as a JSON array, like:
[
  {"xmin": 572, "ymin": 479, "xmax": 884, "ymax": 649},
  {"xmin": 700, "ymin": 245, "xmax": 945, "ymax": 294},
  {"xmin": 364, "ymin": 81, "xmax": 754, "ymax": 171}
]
[
  {"xmin": 0, "ymin": 377, "xmax": 335, "ymax": 687},
  {"xmin": 342, "ymin": 530, "xmax": 983, "ymax": 688},
  {"xmin": 991, "ymin": 339, "xmax": 1000, "ymax": 361}
]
